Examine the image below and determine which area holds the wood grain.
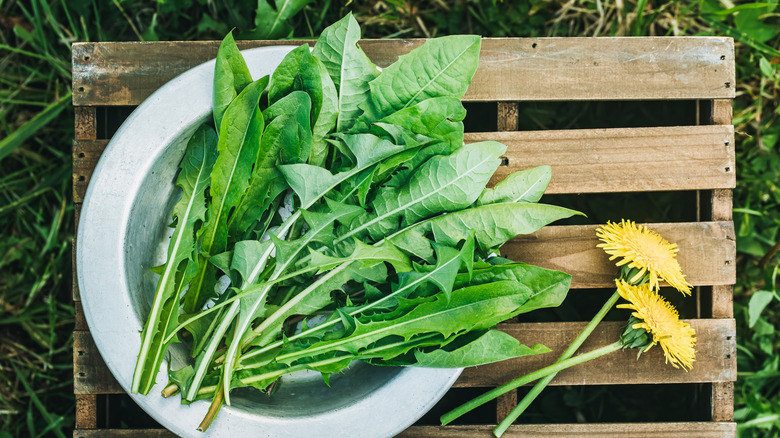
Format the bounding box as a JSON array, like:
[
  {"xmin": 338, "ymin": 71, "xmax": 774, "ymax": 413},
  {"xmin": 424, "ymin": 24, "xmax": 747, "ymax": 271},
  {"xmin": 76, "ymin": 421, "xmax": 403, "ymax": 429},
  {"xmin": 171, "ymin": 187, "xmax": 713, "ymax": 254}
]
[
  {"xmin": 72, "ymin": 124, "xmax": 735, "ymax": 202},
  {"xmin": 497, "ymin": 102, "xmax": 519, "ymax": 131},
  {"xmin": 502, "ymin": 221, "xmax": 735, "ymax": 289},
  {"xmin": 74, "ymin": 431, "xmax": 175, "ymax": 438},
  {"xmin": 706, "ymin": 98, "xmax": 735, "ymax": 425},
  {"xmin": 710, "ymin": 99, "xmax": 733, "ymax": 125},
  {"xmin": 75, "ymin": 301, "xmax": 87, "ymax": 331},
  {"xmin": 74, "ymin": 106, "xmax": 97, "ymax": 140},
  {"xmin": 73, "ymin": 140, "xmax": 108, "ymax": 204},
  {"xmin": 496, "ymin": 102, "xmax": 524, "ymax": 425},
  {"xmin": 72, "ymin": 37, "xmax": 735, "ymax": 106},
  {"xmin": 712, "ymin": 189, "xmax": 734, "ymax": 222},
  {"xmin": 712, "ymin": 381, "xmax": 735, "ymax": 422},
  {"xmin": 712, "ymin": 285, "xmax": 734, "ymax": 318},
  {"xmin": 72, "ymin": 423, "xmax": 736, "ymax": 438},
  {"xmin": 707, "ymin": 102, "xmax": 734, "ymax": 321},
  {"xmin": 397, "ymin": 422, "xmax": 737, "ymax": 437},
  {"xmin": 74, "ymin": 331, "xmax": 123, "ymax": 394},
  {"xmin": 75, "ymin": 394, "xmax": 98, "ymax": 429},
  {"xmin": 473, "ymin": 125, "xmax": 736, "ymax": 193},
  {"xmin": 73, "ymin": 318, "xmax": 735, "ymax": 395},
  {"xmin": 496, "ymin": 391, "xmax": 518, "ymax": 423}
]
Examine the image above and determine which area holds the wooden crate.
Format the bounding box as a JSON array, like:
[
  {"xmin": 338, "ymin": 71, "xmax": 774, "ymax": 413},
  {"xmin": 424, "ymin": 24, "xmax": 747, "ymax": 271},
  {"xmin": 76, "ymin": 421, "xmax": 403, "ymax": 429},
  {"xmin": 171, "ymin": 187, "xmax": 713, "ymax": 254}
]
[{"xmin": 72, "ymin": 37, "xmax": 737, "ymax": 437}]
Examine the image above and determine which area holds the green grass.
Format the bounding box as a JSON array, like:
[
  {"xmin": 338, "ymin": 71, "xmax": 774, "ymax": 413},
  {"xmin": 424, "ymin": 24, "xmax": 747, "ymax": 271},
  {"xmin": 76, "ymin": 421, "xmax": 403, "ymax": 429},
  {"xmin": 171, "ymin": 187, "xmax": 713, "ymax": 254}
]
[{"xmin": 0, "ymin": 0, "xmax": 777, "ymax": 435}]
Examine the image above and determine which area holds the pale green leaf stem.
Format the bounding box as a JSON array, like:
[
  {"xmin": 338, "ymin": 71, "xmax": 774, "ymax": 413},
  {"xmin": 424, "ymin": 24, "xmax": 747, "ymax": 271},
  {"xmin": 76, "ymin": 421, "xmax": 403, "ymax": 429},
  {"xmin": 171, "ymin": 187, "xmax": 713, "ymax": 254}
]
[
  {"xmin": 132, "ymin": 125, "xmax": 218, "ymax": 395},
  {"xmin": 237, "ymin": 242, "xmax": 468, "ymax": 368}
]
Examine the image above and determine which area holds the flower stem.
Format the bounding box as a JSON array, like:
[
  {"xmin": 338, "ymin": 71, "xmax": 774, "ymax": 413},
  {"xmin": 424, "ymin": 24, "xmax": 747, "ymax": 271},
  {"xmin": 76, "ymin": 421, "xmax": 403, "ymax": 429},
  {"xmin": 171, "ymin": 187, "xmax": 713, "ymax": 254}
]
[
  {"xmin": 440, "ymin": 290, "xmax": 620, "ymax": 427},
  {"xmin": 493, "ymin": 290, "xmax": 621, "ymax": 437},
  {"xmin": 441, "ymin": 341, "xmax": 622, "ymax": 427},
  {"xmin": 488, "ymin": 341, "xmax": 621, "ymax": 436}
]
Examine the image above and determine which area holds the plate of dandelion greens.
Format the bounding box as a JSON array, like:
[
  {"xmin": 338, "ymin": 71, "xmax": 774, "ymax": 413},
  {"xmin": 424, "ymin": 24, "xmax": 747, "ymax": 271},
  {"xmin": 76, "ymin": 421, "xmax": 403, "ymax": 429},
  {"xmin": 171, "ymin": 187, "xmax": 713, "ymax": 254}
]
[{"xmin": 76, "ymin": 13, "xmax": 581, "ymax": 437}]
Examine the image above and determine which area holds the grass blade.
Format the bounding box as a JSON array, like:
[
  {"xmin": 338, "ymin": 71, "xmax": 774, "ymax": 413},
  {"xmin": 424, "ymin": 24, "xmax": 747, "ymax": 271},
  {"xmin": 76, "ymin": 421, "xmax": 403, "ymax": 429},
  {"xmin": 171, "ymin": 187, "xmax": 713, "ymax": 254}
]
[
  {"xmin": 0, "ymin": 92, "xmax": 71, "ymax": 163},
  {"xmin": 10, "ymin": 364, "xmax": 66, "ymax": 438}
]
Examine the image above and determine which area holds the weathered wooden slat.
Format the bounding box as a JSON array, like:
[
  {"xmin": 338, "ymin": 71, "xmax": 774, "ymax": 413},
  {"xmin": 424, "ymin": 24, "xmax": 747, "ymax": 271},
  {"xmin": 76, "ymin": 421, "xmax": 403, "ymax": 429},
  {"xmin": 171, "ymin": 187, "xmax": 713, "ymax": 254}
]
[
  {"xmin": 74, "ymin": 106, "xmax": 97, "ymax": 140},
  {"xmin": 74, "ymin": 430, "xmax": 175, "ymax": 438},
  {"xmin": 494, "ymin": 101, "xmax": 522, "ymax": 419},
  {"xmin": 75, "ymin": 301, "xmax": 87, "ymax": 330},
  {"xmin": 712, "ymin": 189, "xmax": 734, "ymax": 223},
  {"xmin": 496, "ymin": 390, "xmax": 518, "ymax": 423},
  {"xmin": 710, "ymin": 189, "xmax": 735, "ymax": 319},
  {"xmin": 397, "ymin": 422, "xmax": 737, "ymax": 437},
  {"xmin": 72, "ymin": 423, "xmax": 736, "ymax": 438},
  {"xmin": 72, "ymin": 124, "xmax": 735, "ymax": 202},
  {"xmin": 75, "ymin": 394, "xmax": 98, "ymax": 429},
  {"xmin": 73, "ymin": 140, "xmax": 108, "ymax": 203},
  {"xmin": 72, "ymin": 37, "xmax": 735, "ymax": 106},
  {"xmin": 74, "ymin": 331, "xmax": 122, "ymax": 395},
  {"xmin": 73, "ymin": 318, "xmax": 734, "ymax": 395},
  {"xmin": 710, "ymin": 99, "xmax": 733, "ymax": 125},
  {"xmin": 476, "ymin": 125, "xmax": 736, "ymax": 193},
  {"xmin": 497, "ymin": 102, "xmax": 519, "ymax": 131},
  {"xmin": 457, "ymin": 319, "xmax": 735, "ymax": 387},
  {"xmin": 708, "ymin": 98, "xmax": 735, "ymax": 424},
  {"xmin": 708, "ymin": 100, "xmax": 735, "ymax": 320},
  {"xmin": 712, "ymin": 381, "xmax": 735, "ymax": 422},
  {"xmin": 503, "ymin": 221, "xmax": 735, "ymax": 289}
]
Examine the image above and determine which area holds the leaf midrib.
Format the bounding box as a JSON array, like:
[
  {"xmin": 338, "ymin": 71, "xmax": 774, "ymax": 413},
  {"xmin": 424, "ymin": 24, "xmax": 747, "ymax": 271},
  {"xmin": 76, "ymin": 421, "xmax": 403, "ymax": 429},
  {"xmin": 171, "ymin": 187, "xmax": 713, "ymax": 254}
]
[
  {"xmin": 513, "ymin": 173, "xmax": 547, "ymax": 203},
  {"xmin": 276, "ymin": 294, "xmax": 506, "ymax": 362},
  {"xmin": 267, "ymin": 0, "xmax": 292, "ymax": 37},
  {"xmin": 337, "ymin": 152, "xmax": 494, "ymax": 243},
  {"xmin": 401, "ymin": 40, "xmax": 477, "ymax": 111},
  {"xmin": 335, "ymin": 27, "xmax": 352, "ymax": 132},
  {"xmin": 203, "ymin": 107, "xmax": 257, "ymax": 253}
]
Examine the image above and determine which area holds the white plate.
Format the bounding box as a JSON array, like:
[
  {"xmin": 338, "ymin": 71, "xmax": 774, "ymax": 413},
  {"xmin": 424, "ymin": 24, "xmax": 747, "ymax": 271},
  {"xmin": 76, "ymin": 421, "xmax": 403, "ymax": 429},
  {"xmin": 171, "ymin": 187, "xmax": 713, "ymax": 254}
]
[{"xmin": 76, "ymin": 45, "xmax": 461, "ymax": 438}]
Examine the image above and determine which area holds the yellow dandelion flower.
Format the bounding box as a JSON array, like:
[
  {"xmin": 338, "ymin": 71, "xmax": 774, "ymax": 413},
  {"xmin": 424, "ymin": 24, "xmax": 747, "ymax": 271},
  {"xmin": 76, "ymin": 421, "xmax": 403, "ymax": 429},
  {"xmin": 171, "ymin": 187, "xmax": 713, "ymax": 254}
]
[
  {"xmin": 615, "ymin": 280, "xmax": 696, "ymax": 371},
  {"xmin": 596, "ymin": 220, "xmax": 692, "ymax": 295}
]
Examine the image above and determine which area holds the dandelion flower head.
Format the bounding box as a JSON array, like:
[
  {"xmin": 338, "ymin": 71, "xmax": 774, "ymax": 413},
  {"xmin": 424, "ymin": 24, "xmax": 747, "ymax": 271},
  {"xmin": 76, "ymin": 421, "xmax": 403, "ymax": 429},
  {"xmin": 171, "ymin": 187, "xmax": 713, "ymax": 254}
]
[
  {"xmin": 616, "ymin": 280, "xmax": 696, "ymax": 371},
  {"xmin": 597, "ymin": 220, "xmax": 692, "ymax": 295}
]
